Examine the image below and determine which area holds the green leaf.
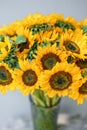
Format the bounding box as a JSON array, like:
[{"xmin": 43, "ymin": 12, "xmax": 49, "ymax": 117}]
[
  {"xmin": 67, "ymin": 55, "xmax": 75, "ymax": 63},
  {"xmin": 3, "ymin": 45, "xmax": 19, "ymax": 69},
  {"xmin": 54, "ymin": 37, "xmax": 60, "ymax": 49},
  {"xmin": 29, "ymin": 23, "xmax": 51, "ymax": 34},
  {"xmin": 82, "ymin": 69, "xmax": 87, "ymax": 78},
  {"xmin": 81, "ymin": 25, "xmax": 87, "ymax": 34},
  {"xmin": 55, "ymin": 20, "xmax": 75, "ymax": 31},
  {"xmin": 0, "ymin": 35, "xmax": 4, "ymax": 42},
  {"xmin": 15, "ymin": 35, "xmax": 27, "ymax": 45},
  {"xmin": 27, "ymin": 40, "xmax": 39, "ymax": 60},
  {"xmin": 41, "ymin": 41, "xmax": 51, "ymax": 47}
]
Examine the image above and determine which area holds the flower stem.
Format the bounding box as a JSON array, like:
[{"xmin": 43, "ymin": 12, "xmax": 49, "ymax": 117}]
[
  {"xmin": 31, "ymin": 89, "xmax": 60, "ymax": 107},
  {"xmin": 32, "ymin": 94, "xmax": 46, "ymax": 107}
]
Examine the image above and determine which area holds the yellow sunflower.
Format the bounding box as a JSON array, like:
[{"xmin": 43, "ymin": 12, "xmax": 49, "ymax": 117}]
[
  {"xmin": 35, "ymin": 27, "xmax": 62, "ymax": 43},
  {"xmin": 21, "ymin": 13, "xmax": 47, "ymax": 28},
  {"xmin": 33, "ymin": 44, "xmax": 68, "ymax": 71},
  {"xmin": 16, "ymin": 49, "xmax": 29, "ymax": 60},
  {"xmin": 39, "ymin": 62, "xmax": 81, "ymax": 98},
  {"xmin": 16, "ymin": 27, "xmax": 37, "ymax": 49},
  {"xmin": 79, "ymin": 18, "xmax": 87, "ymax": 27},
  {"xmin": 46, "ymin": 13, "xmax": 64, "ymax": 25},
  {"xmin": 69, "ymin": 77, "xmax": 87, "ymax": 104},
  {"xmin": 0, "ymin": 36, "xmax": 12, "ymax": 61},
  {"xmin": 21, "ymin": 13, "xmax": 64, "ymax": 28},
  {"xmin": 60, "ymin": 29, "xmax": 87, "ymax": 59},
  {"xmin": 14, "ymin": 59, "xmax": 41, "ymax": 96},
  {"xmin": 12, "ymin": 28, "xmax": 36, "ymax": 58},
  {"xmin": 65, "ymin": 16, "xmax": 79, "ymax": 29},
  {"xmin": 0, "ymin": 21, "xmax": 22, "ymax": 36},
  {"xmin": 75, "ymin": 58, "xmax": 87, "ymax": 69},
  {"xmin": 10, "ymin": 35, "xmax": 17, "ymax": 41},
  {"xmin": 0, "ymin": 62, "xmax": 17, "ymax": 94}
]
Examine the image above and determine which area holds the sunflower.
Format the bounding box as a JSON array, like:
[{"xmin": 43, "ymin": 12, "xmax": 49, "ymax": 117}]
[
  {"xmin": 15, "ymin": 27, "xmax": 39, "ymax": 57},
  {"xmin": 0, "ymin": 62, "xmax": 17, "ymax": 94},
  {"xmin": 35, "ymin": 27, "xmax": 62, "ymax": 43},
  {"xmin": 69, "ymin": 77, "xmax": 87, "ymax": 104},
  {"xmin": 10, "ymin": 35, "xmax": 17, "ymax": 41},
  {"xmin": 80, "ymin": 18, "xmax": 87, "ymax": 28},
  {"xmin": 16, "ymin": 49, "xmax": 29, "ymax": 60},
  {"xmin": 76, "ymin": 58, "xmax": 87, "ymax": 69},
  {"xmin": 46, "ymin": 13, "xmax": 64, "ymax": 25},
  {"xmin": 60, "ymin": 29, "xmax": 87, "ymax": 59},
  {"xmin": 21, "ymin": 13, "xmax": 64, "ymax": 29},
  {"xmin": 21, "ymin": 13, "xmax": 47, "ymax": 28},
  {"xmin": 0, "ymin": 21, "xmax": 22, "ymax": 36},
  {"xmin": 33, "ymin": 44, "xmax": 68, "ymax": 71},
  {"xmin": 65, "ymin": 16, "xmax": 79, "ymax": 29},
  {"xmin": 39, "ymin": 62, "xmax": 81, "ymax": 98},
  {"xmin": 15, "ymin": 59, "xmax": 40, "ymax": 96},
  {"xmin": 12, "ymin": 28, "xmax": 36, "ymax": 59},
  {"xmin": 0, "ymin": 36, "xmax": 12, "ymax": 61}
]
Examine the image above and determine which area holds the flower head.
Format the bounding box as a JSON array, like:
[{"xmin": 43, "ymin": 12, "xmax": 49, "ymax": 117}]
[
  {"xmin": 39, "ymin": 62, "xmax": 81, "ymax": 98},
  {"xmin": 0, "ymin": 62, "xmax": 17, "ymax": 94},
  {"xmin": 0, "ymin": 13, "xmax": 87, "ymax": 105},
  {"xmin": 14, "ymin": 59, "xmax": 41, "ymax": 96}
]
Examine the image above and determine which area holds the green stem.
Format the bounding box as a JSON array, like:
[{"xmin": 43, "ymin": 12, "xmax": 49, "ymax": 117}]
[
  {"xmin": 32, "ymin": 94, "xmax": 45, "ymax": 107},
  {"xmin": 31, "ymin": 89, "xmax": 60, "ymax": 107},
  {"xmin": 51, "ymin": 95, "xmax": 60, "ymax": 106},
  {"xmin": 45, "ymin": 96, "xmax": 51, "ymax": 107}
]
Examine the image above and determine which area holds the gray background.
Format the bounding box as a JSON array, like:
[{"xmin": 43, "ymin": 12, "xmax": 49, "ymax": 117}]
[{"xmin": 0, "ymin": 0, "xmax": 87, "ymax": 129}]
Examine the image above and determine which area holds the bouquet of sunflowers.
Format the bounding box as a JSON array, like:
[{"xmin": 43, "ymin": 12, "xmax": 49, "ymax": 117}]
[{"xmin": 0, "ymin": 13, "xmax": 87, "ymax": 107}]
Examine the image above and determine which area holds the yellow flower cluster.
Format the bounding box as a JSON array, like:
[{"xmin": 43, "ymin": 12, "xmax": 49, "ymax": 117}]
[{"xmin": 0, "ymin": 13, "xmax": 87, "ymax": 104}]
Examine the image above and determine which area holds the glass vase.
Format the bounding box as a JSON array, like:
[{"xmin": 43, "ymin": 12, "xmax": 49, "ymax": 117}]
[{"xmin": 29, "ymin": 96, "xmax": 61, "ymax": 130}]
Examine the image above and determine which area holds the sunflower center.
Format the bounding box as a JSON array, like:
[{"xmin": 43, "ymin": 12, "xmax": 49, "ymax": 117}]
[
  {"xmin": 64, "ymin": 41, "xmax": 80, "ymax": 54},
  {"xmin": 49, "ymin": 71, "xmax": 72, "ymax": 90},
  {"xmin": 79, "ymin": 81, "xmax": 87, "ymax": 94},
  {"xmin": 22, "ymin": 69, "xmax": 37, "ymax": 86},
  {"xmin": 41, "ymin": 53, "xmax": 61, "ymax": 70},
  {"xmin": 18, "ymin": 41, "xmax": 29, "ymax": 52},
  {"xmin": 76, "ymin": 59, "xmax": 87, "ymax": 69},
  {"xmin": 0, "ymin": 66, "xmax": 13, "ymax": 85}
]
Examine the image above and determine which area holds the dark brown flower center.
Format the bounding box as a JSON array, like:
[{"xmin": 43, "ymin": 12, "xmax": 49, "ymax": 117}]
[
  {"xmin": 64, "ymin": 41, "xmax": 80, "ymax": 54},
  {"xmin": 18, "ymin": 41, "xmax": 29, "ymax": 52},
  {"xmin": 76, "ymin": 59, "xmax": 87, "ymax": 69},
  {"xmin": 22, "ymin": 69, "xmax": 37, "ymax": 86},
  {"xmin": 0, "ymin": 66, "xmax": 13, "ymax": 85},
  {"xmin": 79, "ymin": 81, "xmax": 87, "ymax": 94},
  {"xmin": 49, "ymin": 71, "xmax": 72, "ymax": 90},
  {"xmin": 41, "ymin": 53, "xmax": 61, "ymax": 70}
]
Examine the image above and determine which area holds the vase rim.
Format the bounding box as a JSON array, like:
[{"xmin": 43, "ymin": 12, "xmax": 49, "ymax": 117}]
[{"xmin": 29, "ymin": 95, "xmax": 61, "ymax": 109}]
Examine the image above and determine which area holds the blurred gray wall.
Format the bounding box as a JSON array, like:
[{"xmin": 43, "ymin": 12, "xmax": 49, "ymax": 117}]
[{"xmin": 0, "ymin": 0, "xmax": 87, "ymax": 128}]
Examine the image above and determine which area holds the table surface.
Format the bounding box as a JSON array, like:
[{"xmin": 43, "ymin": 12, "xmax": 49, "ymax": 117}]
[
  {"xmin": 1, "ymin": 113, "xmax": 87, "ymax": 130},
  {"xmin": 1, "ymin": 97, "xmax": 87, "ymax": 130}
]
